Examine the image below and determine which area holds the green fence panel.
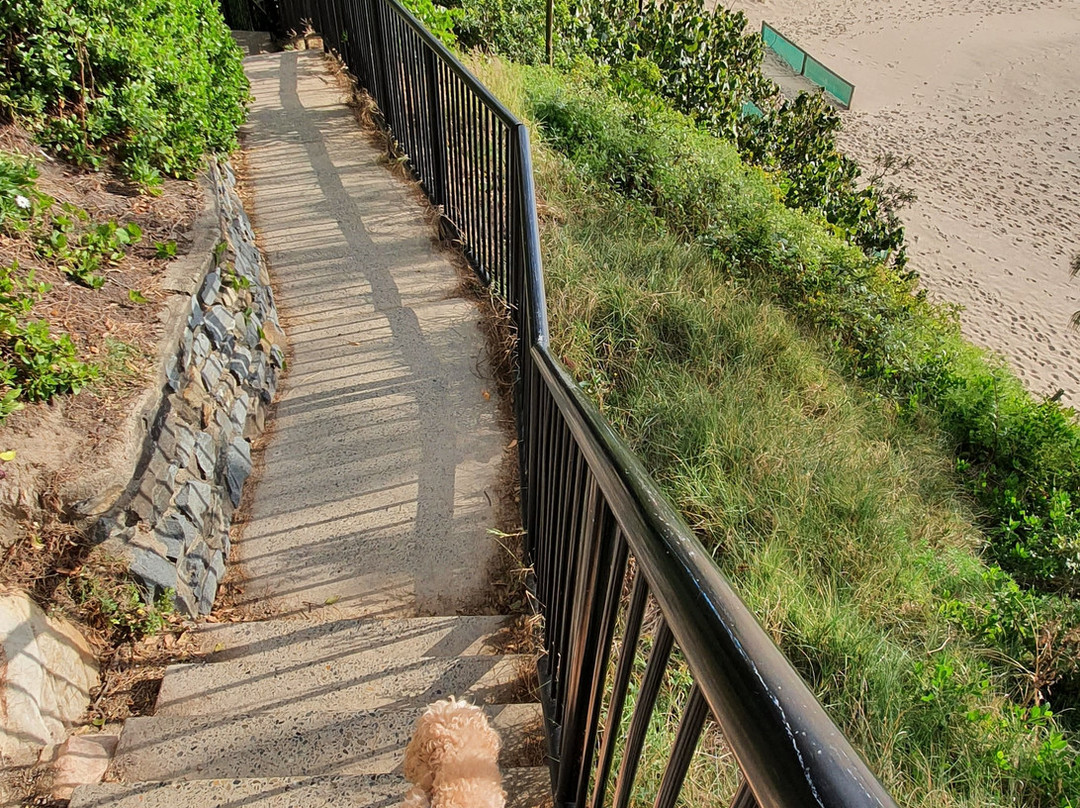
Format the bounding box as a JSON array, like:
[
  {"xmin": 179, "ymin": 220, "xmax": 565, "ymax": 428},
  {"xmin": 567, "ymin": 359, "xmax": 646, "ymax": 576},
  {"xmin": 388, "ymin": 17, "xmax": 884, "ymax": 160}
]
[
  {"xmin": 762, "ymin": 23, "xmax": 805, "ymax": 75},
  {"xmin": 760, "ymin": 22, "xmax": 855, "ymax": 109},
  {"xmin": 803, "ymin": 55, "xmax": 854, "ymax": 108},
  {"xmin": 741, "ymin": 100, "xmax": 763, "ymax": 119}
]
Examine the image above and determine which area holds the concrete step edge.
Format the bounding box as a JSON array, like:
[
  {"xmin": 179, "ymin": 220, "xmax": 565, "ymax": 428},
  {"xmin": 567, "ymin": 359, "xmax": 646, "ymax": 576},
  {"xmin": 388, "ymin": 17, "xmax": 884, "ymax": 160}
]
[
  {"xmin": 110, "ymin": 703, "xmax": 545, "ymax": 782},
  {"xmin": 71, "ymin": 769, "xmax": 552, "ymax": 808},
  {"xmin": 190, "ymin": 614, "xmax": 533, "ymax": 661},
  {"xmin": 155, "ymin": 653, "xmax": 539, "ymax": 716}
]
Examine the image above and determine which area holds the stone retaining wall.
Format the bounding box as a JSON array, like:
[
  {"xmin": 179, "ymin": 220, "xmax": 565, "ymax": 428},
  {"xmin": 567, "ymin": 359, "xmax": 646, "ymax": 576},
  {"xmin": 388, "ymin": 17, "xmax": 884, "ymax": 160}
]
[{"xmin": 98, "ymin": 160, "xmax": 282, "ymax": 616}]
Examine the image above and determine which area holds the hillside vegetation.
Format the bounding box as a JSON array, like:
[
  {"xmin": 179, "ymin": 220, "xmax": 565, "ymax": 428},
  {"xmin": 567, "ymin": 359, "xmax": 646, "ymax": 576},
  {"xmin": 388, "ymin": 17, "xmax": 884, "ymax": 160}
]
[
  {"xmin": 390, "ymin": 0, "xmax": 1080, "ymax": 800},
  {"xmin": 0, "ymin": 0, "xmax": 247, "ymax": 417},
  {"xmin": 1, "ymin": 0, "xmax": 248, "ymax": 186},
  {"xmin": 462, "ymin": 52, "xmax": 1079, "ymax": 807}
]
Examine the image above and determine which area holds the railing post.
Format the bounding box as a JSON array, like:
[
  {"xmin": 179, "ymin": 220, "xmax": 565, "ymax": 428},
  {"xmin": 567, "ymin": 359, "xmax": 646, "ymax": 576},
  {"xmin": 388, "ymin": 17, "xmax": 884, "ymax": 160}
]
[
  {"xmin": 423, "ymin": 46, "xmax": 447, "ymax": 208},
  {"xmin": 370, "ymin": 0, "xmax": 393, "ymax": 131},
  {"xmin": 555, "ymin": 483, "xmax": 624, "ymax": 808}
]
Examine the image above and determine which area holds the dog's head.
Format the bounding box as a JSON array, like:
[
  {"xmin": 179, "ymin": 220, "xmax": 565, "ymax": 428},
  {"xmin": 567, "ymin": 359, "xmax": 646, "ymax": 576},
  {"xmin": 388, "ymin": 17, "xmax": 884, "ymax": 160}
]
[{"xmin": 403, "ymin": 697, "xmax": 502, "ymax": 790}]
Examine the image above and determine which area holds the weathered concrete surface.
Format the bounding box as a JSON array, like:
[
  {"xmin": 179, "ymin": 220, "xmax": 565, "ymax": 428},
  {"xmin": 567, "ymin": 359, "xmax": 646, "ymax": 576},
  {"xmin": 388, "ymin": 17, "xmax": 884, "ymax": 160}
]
[
  {"xmin": 109, "ymin": 703, "xmax": 542, "ymax": 780},
  {"xmin": 71, "ymin": 769, "xmax": 550, "ymax": 808},
  {"xmin": 238, "ymin": 50, "xmax": 505, "ymax": 618},
  {"xmin": 189, "ymin": 614, "xmax": 513, "ymax": 660},
  {"xmin": 155, "ymin": 653, "xmax": 531, "ymax": 715}
]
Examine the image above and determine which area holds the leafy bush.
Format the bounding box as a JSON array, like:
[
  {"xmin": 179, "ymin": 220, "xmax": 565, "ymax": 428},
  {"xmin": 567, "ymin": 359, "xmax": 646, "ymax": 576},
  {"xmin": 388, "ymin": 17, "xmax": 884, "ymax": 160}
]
[
  {"xmin": 0, "ymin": 154, "xmax": 38, "ymax": 232},
  {"xmin": 401, "ymin": 0, "xmax": 463, "ymax": 47},
  {"xmin": 0, "ymin": 0, "xmax": 248, "ymax": 182},
  {"xmin": 454, "ymin": 0, "xmax": 561, "ymax": 63},
  {"xmin": 554, "ymin": 0, "xmax": 907, "ymax": 267},
  {"xmin": 0, "ymin": 261, "xmax": 97, "ymax": 419}
]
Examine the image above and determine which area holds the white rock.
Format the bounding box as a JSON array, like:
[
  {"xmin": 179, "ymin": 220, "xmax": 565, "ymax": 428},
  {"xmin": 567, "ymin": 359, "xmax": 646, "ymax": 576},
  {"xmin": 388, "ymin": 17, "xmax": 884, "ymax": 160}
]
[
  {"xmin": 0, "ymin": 593, "xmax": 98, "ymax": 765},
  {"xmin": 51, "ymin": 733, "xmax": 118, "ymax": 800}
]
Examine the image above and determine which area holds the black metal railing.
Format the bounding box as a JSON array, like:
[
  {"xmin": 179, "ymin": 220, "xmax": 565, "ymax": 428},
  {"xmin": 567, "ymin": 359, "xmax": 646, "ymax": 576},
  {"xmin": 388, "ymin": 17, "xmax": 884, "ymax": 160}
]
[{"xmin": 273, "ymin": 2, "xmax": 900, "ymax": 806}]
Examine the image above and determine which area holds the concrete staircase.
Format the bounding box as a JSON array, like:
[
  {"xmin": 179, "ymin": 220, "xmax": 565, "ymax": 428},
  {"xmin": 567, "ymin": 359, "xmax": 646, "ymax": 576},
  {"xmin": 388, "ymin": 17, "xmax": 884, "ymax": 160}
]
[
  {"xmin": 69, "ymin": 46, "xmax": 549, "ymax": 808},
  {"xmin": 71, "ymin": 616, "xmax": 548, "ymax": 807}
]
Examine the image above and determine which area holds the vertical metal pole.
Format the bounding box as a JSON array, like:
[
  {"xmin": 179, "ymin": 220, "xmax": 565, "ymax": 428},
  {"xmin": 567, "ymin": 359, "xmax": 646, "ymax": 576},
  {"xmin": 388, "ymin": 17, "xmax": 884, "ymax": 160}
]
[
  {"xmin": 545, "ymin": 0, "xmax": 554, "ymax": 65},
  {"xmin": 653, "ymin": 685, "xmax": 709, "ymax": 808},
  {"xmin": 422, "ymin": 46, "xmax": 447, "ymax": 205}
]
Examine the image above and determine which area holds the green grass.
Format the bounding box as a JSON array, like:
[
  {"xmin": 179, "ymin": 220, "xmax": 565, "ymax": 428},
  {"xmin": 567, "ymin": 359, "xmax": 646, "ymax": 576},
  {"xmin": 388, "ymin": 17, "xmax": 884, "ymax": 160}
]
[{"xmin": 462, "ymin": 53, "xmax": 1079, "ymax": 808}]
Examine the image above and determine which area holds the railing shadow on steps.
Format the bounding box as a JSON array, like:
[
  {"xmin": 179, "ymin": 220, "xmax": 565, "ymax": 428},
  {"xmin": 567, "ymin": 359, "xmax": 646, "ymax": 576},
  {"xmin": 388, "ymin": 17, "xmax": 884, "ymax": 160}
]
[{"xmin": 271, "ymin": 2, "xmax": 901, "ymax": 807}]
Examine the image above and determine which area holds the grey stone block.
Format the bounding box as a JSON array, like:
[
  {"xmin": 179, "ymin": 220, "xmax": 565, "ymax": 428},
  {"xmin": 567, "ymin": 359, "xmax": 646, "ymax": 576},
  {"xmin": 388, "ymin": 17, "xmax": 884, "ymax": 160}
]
[
  {"xmin": 204, "ymin": 306, "xmax": 235, "ymax": 348},
  {"xmin": 188, "ymin": 305, "xmax": 204, "ymax": 331},
  {"xmin": 193, "ymin": 431, "xmax": 216, "ymax": 478},
  {"xmin": 228, "ymin": 345, "xmax": 252, "ymax": 382},
  {"xmin": 165, "ymin": 355, "xmax": 181, "ymax": 393},
  {"xmin": 230, "ymin": 392, "xmax": 249, "ymax": 432},
  {"xmin": 198, "ymin": 551, "xmax": 226, "ymax": 614},
  {"xmin": 192, "ymin": 331, "xmax": 211, "ymax": 364},
  {"xmin": 181, "ymin": 328, "xmax": 194, "ymax": 368},
  {"xmin": 131, "ymin": 549, "xmax": 177, "ymax": 601},
  {"xmin": 180, "ymin": 541, "xmax": 211, "ymax": 596},
  {"xmin": 200, "ymin": 354, "xmax": 224, "ymax": 393},
  {"xmin": 155, "ymin": 511, "xmax": 200, "ymax": 561},
  {"xmin": 152, "ymin": 464, "xmax": 179, "ymax": 516},
  {"xmin": 174, "ymin": 479, "xmax": 212, "ymax": 531},
  {"xmin": 224, "ymin": 438, "xmax": 252, "ymax": 507},
  {"xmin": 249, "ymin": 353, "xmax": 267, "ymax": 390},
  {"xmin": 174, "ymin": 426, "xmax": 196, "ymax": 468},
  {"xmin": 198, "ymin": 271, "xmax": 220, "ymax": 308},
  {"xmin": 245, "ymin": 314, "xmax": 263, "ymax": 350},
  {"xmin": 173, "ymin": 582, "xmax": 198, "ymax": 617}
]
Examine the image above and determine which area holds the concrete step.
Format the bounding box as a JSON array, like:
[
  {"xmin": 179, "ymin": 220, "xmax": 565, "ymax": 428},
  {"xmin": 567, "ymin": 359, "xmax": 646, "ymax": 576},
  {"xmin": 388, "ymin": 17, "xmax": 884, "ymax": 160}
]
[
  {"xmin": 156, "ymin": 653, "xmax": 536, "ymax": 716},
  {"xmin": 110, "ymin": 703, "xmax": 545, "ymax": 781},
  {"xmin": 71, "ymin": 769, "xmax": 552, "ymax": 808},
  {"xmin": 189, "ymin": 614, "xmax": 521, "ymax": 661}
]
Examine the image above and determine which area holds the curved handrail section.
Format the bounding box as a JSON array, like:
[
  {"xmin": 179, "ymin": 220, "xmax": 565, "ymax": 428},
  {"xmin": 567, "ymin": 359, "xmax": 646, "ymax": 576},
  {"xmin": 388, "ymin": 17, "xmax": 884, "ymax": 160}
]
[{"xmin": 275, "ymin": 0, "xmax": 900, "ymax": 805}]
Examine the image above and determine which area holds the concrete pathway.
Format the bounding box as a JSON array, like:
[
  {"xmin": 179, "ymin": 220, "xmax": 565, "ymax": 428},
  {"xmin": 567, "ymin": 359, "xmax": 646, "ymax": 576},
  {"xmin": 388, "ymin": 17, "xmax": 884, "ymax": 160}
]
[
  {"xmin": 236, "ymin": 49, "xmax": 507, "ymax": 619},
  {"xmin": 70, "ymin": 49, "xmax": 544, "ymax": 808}
]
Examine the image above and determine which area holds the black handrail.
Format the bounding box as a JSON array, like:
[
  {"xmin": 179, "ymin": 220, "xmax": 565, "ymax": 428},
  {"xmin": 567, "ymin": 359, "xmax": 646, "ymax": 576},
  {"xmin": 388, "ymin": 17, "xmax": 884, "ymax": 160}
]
[{"xmin": 273, "ymin": 2, "xmax": 901, "ymax": 806}]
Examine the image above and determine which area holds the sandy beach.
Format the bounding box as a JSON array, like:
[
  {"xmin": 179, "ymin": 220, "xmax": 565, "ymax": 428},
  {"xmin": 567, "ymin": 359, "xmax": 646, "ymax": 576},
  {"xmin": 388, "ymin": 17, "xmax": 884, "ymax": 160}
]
[{"xmin": 722, "ymin": 0, "xmax": 1080, "ymax": 406}]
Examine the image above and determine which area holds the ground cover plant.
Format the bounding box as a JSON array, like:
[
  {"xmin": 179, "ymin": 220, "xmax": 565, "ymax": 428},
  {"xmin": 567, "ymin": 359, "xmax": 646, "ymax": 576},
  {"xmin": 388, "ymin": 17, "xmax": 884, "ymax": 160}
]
[
  {"xmin": 0, "ymin": 0, "xmax": 248, "ymax": 185},
  {"xmin": 461, "ymin": 53, "xmax": 1080, "ymax": 808}
]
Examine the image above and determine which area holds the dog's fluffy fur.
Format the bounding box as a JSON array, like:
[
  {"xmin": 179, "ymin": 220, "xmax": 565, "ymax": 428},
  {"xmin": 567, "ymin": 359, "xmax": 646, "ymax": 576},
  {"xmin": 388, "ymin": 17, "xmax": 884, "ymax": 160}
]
[{"xmin": 402, "ymin": 696, "xmax": 506, "ymax": 808}]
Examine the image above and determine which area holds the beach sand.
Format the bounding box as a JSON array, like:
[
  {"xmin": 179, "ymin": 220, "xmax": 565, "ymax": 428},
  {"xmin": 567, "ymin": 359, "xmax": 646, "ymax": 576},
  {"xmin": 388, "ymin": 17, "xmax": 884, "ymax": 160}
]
[{"xmin": 721, "ymin": 0, "xmax": 1080, "ymax": 405}]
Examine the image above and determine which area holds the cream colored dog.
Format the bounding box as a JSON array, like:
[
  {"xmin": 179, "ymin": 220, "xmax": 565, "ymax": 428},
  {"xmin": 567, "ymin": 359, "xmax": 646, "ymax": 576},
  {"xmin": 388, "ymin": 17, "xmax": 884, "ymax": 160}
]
[{"xmin": 403, "ymin": 697, "xmax": 506, "ymax": 808}]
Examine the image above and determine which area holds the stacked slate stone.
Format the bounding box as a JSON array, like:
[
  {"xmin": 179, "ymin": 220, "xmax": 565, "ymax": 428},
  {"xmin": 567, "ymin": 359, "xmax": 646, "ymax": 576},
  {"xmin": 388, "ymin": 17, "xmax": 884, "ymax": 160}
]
[{"xmin": 124, "ymin": 161, "xmax": 284, "ymax": 615}]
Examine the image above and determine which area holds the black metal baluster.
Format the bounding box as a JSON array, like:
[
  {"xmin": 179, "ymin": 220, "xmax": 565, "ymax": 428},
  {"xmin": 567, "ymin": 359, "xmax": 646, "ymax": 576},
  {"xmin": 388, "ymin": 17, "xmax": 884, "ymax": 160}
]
[
  {"xmin": 653, "ymin": 684, "xmax": 709, "ymax": 808},
  {"xmin": 610, "ymin": 619, "xmax": 675, "ymax": 808},
  {"xmin": 589, "ymin": 571, "xmax": 649, "ymax": 808},
  {"xmin": 552, "ymin": 449, "xmax": 587, "ymax": 718},
  {"xmin": 554, "ymin": 484, "xmax": 622, "ymax": 807},
  {"xmin": 729, "ymin": 781, "xmax": 759, "ymax": 808},
  {"xmin": 573, "ymin": 532, "xmax": 629, "ymax": 808}
]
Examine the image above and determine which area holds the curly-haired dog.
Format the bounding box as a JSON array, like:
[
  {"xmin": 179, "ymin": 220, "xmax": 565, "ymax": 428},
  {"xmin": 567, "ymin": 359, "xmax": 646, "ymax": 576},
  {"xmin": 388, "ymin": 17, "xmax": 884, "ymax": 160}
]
[{"xmin": 402, "ymin": 696, "xmax": 505, "ymax": 808}]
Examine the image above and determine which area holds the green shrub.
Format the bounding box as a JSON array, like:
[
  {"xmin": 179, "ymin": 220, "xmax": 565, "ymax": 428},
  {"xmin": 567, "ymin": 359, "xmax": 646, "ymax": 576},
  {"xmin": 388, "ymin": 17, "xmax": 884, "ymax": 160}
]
[
  {"xmin": 402, "ymin": 0, "xmax": 463, "ymax": 47},
  {"xmin": 0, "ymin": 154, "xmax": 38, "ymax": 233},
  {"xmin": 554, "ymin": 0, "xmax": 907, "ymax": 267},
  {"xmin": 454, "ymin": 0, "xmax": 563, "ymax": 63},
  {"xmin": 0, "ymin": 0, "xmax": 248, "ymax": 181},
  {"xmin": 0, "ymin": 261, "xmax": 98, "ymax": 418}
]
